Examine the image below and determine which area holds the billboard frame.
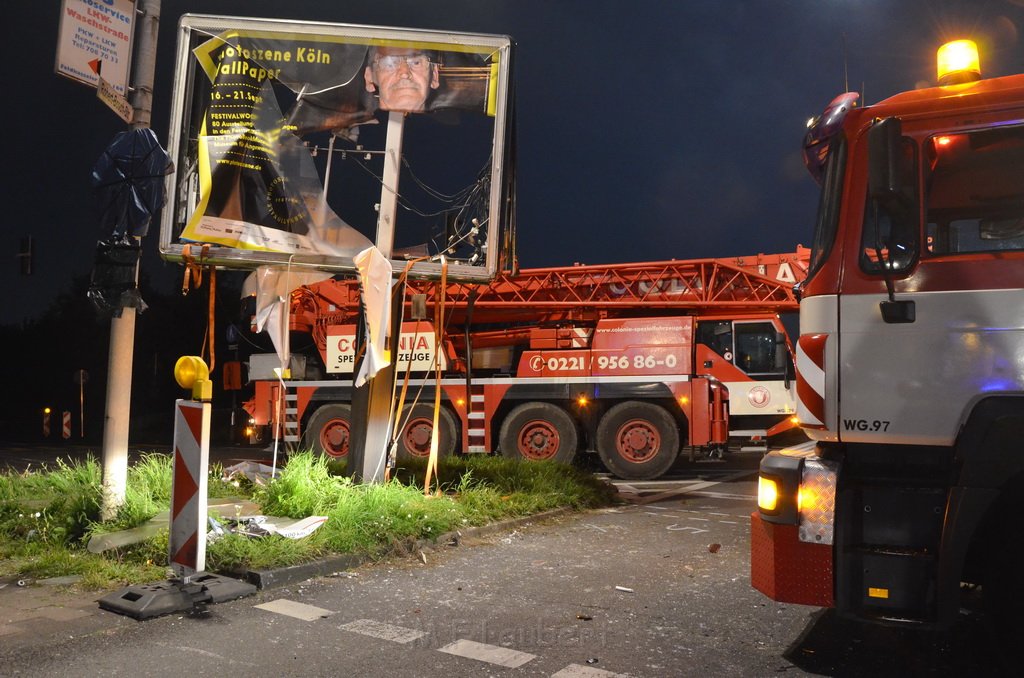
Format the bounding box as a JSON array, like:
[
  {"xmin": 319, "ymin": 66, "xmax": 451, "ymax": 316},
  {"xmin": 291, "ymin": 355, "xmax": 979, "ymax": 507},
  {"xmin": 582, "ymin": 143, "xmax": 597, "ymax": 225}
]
[{"xmin": 159, "ymin": 14, "xmax": 515, "ymax": 283}]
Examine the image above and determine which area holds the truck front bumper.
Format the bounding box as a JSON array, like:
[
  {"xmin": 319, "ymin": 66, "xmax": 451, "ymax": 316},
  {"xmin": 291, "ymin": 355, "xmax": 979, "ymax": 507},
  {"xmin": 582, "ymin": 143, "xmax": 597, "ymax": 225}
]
[{"xmin": 750, "ymin": 512, "xmax": 833, "ymax": 607}]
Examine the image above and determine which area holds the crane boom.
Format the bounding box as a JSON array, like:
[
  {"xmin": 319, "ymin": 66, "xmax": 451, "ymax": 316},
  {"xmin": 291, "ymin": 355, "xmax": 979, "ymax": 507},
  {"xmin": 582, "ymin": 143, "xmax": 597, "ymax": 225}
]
[{"xmin": 290, "ymin": 247, "xmax": 810, "ymax": 332}]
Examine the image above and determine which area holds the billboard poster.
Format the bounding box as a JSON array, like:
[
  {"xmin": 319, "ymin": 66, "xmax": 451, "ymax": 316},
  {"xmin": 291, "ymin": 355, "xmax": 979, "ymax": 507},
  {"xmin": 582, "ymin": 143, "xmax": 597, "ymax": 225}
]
[{"xmin": 160, "ymin": 15, "xmax": 515, "ymax": 282}]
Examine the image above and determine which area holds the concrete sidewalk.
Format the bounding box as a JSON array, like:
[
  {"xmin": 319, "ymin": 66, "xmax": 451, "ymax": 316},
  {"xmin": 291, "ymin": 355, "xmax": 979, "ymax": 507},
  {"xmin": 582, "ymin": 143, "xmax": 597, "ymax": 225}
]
[
  {"xmin": 0, "ymin": 508, "xmax": 573, "ymax": 652},
  {"xmin": 0, "ymin": 577, "xmax": 132, "ymax": 644}
]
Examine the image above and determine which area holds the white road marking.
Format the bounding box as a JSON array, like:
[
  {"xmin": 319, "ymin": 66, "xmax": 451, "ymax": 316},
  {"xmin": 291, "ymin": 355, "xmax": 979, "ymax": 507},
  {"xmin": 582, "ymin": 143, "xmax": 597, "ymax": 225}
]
[
  {"xmin": 552, "ymin": 663, "xmax": 629, "ymax": 677},
  {"xmin": 438, "ymin": 638, "xmax": 536, "ymax": 668},
  {"xmin": 254, "ymin": 599, "xmax": 334, "ymax": 621},
  {"xmin": 666, "ymin": 524, "xmax": 709, "ymax": 534},
  {"xmin": 340, "ymin": 618, "xmax": 425, "ymax": 644},
  {"xmin": 159, "ymin": 645, "xmax": 258, "ymax": 667},
  {"xmin": 690, "ymin": 491, "xmax": 757, "ymax": 500}
]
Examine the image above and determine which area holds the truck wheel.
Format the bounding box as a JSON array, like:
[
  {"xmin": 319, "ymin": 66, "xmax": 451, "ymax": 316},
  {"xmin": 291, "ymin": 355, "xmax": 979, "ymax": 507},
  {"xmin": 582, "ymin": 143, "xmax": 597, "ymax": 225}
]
[
  {"xmin": 983, "ymin": 523, "xmax": 1024, "ymax": 643},
  {"xmin": 596, "ymin": 401, "xmax": 679, "ymax": 480},
  {"xmin": 303, "ymin": 404, "xmax": 351, "ymax": 459},
  {"xmin": 397, "ymin": 403, "xmax": 458, "ymax": 462},
  {"xmin": 498, "ymin": 402, "xmax": 579, "ymax": 464}
]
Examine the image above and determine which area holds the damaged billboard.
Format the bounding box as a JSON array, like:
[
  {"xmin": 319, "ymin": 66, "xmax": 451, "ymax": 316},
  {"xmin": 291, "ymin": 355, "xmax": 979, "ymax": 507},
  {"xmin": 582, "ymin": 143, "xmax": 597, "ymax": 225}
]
[{"xmin": 159, "ymin": 14, "xmax": 515, "ymax": 281}]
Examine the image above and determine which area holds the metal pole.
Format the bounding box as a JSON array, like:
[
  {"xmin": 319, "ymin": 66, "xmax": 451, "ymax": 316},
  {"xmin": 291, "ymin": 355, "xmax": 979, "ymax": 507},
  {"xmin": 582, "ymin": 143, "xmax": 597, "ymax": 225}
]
[
  {"xmin": 350, "ymin": 112, "xmax": 403, "ymax": 483},
  {"xmin": 101, "ymin": 0, "xmax": 160, "ymax": 521},
  {"xmin": 79, "ymin": 369, "xmax": 85, "ymax": 438}
]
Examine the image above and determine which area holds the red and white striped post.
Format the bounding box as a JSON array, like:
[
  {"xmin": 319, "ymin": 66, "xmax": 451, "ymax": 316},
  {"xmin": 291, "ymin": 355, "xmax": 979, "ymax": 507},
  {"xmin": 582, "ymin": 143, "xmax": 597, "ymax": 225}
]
[
  {"xmin": 42, "ymin": 408, "xmax": 51, "ymax": 438},
  {"xmin": 62, "ymin": 411, "xmax": 72, "ymax": 440},
  {"xmin": 169, "ymin": 399, "xmax": 210, "ymax": 579},
  {"xmin": 169, "ymin": 356, "xmax": 213, "ymax": 581}
]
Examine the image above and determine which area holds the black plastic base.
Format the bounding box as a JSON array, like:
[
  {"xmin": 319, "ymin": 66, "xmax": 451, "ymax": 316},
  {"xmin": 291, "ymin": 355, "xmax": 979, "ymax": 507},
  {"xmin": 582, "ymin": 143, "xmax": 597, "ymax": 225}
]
[{"xmin": 98, "ymin": 573, "xmax": 257, "ymax": 620}]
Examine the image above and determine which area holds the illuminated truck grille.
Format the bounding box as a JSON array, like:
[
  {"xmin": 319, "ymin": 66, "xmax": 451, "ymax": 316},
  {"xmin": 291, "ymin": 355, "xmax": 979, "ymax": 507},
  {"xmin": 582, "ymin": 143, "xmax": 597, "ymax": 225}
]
[{"xmin": 799, "ymin": 458, "xmax": 839, "ymax": 545}]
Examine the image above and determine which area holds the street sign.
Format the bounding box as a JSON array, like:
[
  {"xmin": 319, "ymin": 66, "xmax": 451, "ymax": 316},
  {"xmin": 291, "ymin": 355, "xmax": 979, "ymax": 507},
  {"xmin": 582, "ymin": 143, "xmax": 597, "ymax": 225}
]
[
  {"xmin": 55, "ymin": 0, "xmax": 136, "ymax": 94},
  {"xmin": 97, "ymin": 77, "xmax": 134, "ymax": 123}
]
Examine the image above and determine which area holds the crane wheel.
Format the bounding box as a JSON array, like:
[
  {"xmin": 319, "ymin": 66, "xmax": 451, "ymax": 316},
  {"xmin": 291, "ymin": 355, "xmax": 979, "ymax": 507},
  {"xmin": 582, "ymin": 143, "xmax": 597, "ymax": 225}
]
[
  {"xmin": 304, "ymin": 403, "xmax": 352, "ymax": 459},
  {"xmin": 397, "ymin": 403, "xmax": 458, "ymax": 462},
  {"xmin": 498, "ymin": 402, "xmax": 579, "ymax": 464},
  {"xmin": 596, "ymin": 401, "xmax": 679, "ymax": 480}
]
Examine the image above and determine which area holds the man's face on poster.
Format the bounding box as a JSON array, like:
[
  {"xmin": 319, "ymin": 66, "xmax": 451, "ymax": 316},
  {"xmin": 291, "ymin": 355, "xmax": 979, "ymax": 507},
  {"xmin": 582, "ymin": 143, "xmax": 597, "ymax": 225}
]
[{"xmin": 364, "ymin": 47, "xmax": 440, "ymax": 112}]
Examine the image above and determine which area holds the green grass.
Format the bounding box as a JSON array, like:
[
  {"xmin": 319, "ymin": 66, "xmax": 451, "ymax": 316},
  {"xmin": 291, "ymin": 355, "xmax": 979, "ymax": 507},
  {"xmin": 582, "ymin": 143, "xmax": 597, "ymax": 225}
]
[{"xmin": 0, "ymin": 451, "xmax": 616, "ymax": 590}]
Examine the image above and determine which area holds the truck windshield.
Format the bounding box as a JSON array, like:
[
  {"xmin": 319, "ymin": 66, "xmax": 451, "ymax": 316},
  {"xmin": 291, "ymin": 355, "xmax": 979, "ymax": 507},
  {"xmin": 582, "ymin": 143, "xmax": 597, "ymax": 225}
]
[
  {"xmin": 807, "ymin": 136, "xmax": 847, "ymax": 280},
  {"xmin": 925, "ymin": 125, "xmax": 1024, "ymax": 255}
]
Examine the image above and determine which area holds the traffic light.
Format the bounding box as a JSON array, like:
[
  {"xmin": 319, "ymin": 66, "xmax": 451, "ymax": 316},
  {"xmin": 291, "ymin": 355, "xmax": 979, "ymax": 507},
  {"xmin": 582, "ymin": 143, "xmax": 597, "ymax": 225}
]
[{"xmin": 18, "ymin": 236, "xmax": 32, "ymax": 275}]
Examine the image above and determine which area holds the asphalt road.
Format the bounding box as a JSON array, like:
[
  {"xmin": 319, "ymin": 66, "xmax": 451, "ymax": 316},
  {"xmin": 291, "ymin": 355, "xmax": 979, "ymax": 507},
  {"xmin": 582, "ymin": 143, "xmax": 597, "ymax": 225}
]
[{"xmin": 0, "ymin": 459, "xmax": 1013, "ymax": 677}]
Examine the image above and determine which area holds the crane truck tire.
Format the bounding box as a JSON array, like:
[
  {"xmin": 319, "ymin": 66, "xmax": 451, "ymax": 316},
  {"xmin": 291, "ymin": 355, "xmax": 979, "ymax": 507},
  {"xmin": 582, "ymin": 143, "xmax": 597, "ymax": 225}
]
[
  {"xmin": 596, "ymin": 401, "xmax": 679, "ymax": 480},
  {"xmin": 396, "ymin": 403, "xmax": 458, "ymax": 462},
  {"xmin": 498, "ymin": 402, "xmax": 579, "ymax": 464},
  {"xmin": 303, "ymin": 403, "xmax": 352, "ymax": 458}
]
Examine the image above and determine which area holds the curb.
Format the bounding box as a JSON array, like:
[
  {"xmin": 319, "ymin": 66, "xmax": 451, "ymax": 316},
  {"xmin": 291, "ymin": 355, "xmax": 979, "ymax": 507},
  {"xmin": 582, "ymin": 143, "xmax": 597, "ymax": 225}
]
[{"xmin": 240, "ymin": 507, "xmax": 575, "ymax": 590}]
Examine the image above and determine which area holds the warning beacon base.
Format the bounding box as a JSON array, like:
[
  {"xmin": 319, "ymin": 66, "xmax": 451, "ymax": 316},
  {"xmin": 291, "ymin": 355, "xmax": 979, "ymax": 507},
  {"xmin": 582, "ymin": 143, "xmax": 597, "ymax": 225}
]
[{"xmin": 98, "ymin": 572, "xmax": 256, "ymax": 620}]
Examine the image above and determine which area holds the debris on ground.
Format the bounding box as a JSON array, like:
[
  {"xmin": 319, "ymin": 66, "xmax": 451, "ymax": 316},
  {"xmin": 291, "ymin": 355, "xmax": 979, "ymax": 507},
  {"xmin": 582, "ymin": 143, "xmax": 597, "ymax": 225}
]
[
  {"xmin": 222, "ymin": 461, "xmax": 278, "ymax": 485},
  {"xmin": 208, "ymin": 514, "xmax": 329, "ymax": 541}
]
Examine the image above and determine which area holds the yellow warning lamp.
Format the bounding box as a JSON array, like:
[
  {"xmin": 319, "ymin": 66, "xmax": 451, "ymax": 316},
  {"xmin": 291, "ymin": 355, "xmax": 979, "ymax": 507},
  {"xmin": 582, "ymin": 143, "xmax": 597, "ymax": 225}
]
[
  {"xmin": 174, "ymin": 356, "xmax": 212, "ymax": 401},
  {"xmin": 937, "ymin": 39, "xmax": 981, "ymax": 85},
  {"xmin": 43, "ymin": 407, "xmax": 52, "ymax": 415},
  {"xmin": 757, "ymin": 475, "xmax": 780, "ymax": 512}
]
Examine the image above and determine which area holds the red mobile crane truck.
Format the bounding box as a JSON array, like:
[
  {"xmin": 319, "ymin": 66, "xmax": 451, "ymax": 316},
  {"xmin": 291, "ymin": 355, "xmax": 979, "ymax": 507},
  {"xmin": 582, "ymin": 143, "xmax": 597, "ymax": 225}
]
[
  {"xmin": 245, "ymin": 249, "xmax": 808, "ymax": 480},
  {"xmin": 752, "ymin": 40, "xmax": 1024, "ymax": 628}
]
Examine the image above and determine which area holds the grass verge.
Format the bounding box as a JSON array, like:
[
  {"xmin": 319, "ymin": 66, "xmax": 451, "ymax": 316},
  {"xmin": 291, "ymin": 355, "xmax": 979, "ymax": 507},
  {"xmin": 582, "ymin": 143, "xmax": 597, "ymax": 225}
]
[{"xmin": 0, "ymin": 452, "xmax": 616, "ymax": 590}]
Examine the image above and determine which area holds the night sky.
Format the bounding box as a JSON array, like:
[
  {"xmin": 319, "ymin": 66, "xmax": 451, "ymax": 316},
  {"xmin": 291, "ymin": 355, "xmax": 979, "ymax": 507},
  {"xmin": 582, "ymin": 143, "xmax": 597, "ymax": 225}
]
[{"xmin": 6, "ymin": 0, "xmax": 1024, "ymax": 326}]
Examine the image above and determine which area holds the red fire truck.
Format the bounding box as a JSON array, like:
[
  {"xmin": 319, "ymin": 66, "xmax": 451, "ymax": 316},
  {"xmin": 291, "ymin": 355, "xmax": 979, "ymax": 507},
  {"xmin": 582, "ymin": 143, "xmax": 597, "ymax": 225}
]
[
  {"xmin": 245, "ymin": 249, "xmax": 808, "ymax": 479},
  {"xmin": 752, "ymin": 40, "xmax": 1024, "ymax": 628}
]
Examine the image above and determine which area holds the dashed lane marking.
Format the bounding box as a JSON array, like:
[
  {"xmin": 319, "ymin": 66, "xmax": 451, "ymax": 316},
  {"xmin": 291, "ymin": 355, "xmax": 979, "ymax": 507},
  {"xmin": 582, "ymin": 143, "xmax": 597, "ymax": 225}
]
[
  {"xmin": 552, "ymin": 664, "xmax": 629, "ymax": 677},
  {"xmin": 340, "ymin": 618, "xmax": 426, "ymax": 644},
  {"xmin": 438, "ymin": 638, "xmax": 536, "ymax": 668},
  {"xmin": 254, "ymin": 599, "xmax": 335, "ymax": 621},
  {"xmin": 613, "ymin": 471, "xmax": 755, "ymax": 505},
  {"xmin": 253, "ymin": 606, "xmax": 632, "ymax": 676}
]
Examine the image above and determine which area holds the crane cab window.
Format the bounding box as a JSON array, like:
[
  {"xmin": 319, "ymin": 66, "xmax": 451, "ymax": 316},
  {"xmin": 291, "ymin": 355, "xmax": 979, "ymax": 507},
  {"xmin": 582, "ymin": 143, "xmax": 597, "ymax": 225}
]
[
  {"xmin": 925, "ymin": 126, "xmax": 1024, "ymax": 255},
  {"xmin": 696, "ymin": 320, "xmax": 787, "ymax": 379}
]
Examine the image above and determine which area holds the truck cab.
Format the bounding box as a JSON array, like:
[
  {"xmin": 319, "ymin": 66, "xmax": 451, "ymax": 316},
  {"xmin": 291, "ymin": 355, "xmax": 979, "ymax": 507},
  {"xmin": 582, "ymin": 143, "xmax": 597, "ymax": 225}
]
[{"xmin": 752, "ymin": 41, "xmax": 1024, "ymax": 628}]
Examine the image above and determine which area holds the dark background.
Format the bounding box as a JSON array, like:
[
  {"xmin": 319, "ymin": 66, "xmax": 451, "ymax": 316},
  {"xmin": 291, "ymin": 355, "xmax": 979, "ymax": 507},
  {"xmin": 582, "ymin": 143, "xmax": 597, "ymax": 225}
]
[{"xmin": 4, "ymin": 1, "xmax": 1024, "ymax": 442}]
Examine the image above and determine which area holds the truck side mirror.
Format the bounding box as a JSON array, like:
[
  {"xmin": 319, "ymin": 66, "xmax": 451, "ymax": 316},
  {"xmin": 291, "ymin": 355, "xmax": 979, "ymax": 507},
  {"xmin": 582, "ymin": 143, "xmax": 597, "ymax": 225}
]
[{"xmin": 868, "ymin": 117, "xmax": 905, "ymax": 200}]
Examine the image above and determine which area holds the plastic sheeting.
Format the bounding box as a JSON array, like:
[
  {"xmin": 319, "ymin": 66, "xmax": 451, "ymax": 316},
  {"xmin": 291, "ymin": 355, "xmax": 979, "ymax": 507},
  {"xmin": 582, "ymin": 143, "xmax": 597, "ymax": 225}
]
[
  {"xmin": 353, "ymin": 246, "xmax": 393, "ymax": 387},
  {"xmin": 91, "ymin": 127, "xmax": 172, "ymax": 239},
  {"xmin": 243, "ymin": 265, "xmax": 333, "ymax": 363}
]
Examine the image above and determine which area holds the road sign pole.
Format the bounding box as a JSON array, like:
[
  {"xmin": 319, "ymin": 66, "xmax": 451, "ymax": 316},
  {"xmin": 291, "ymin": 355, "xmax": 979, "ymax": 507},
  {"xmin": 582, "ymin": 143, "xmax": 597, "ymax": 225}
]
[
  {"xmin": 79, "ymin": 369, "xmax": 86, "ymax": 438},
  {"xmin": 100, "ymin": 0, "xmax": 160, "ymax": 521}
]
